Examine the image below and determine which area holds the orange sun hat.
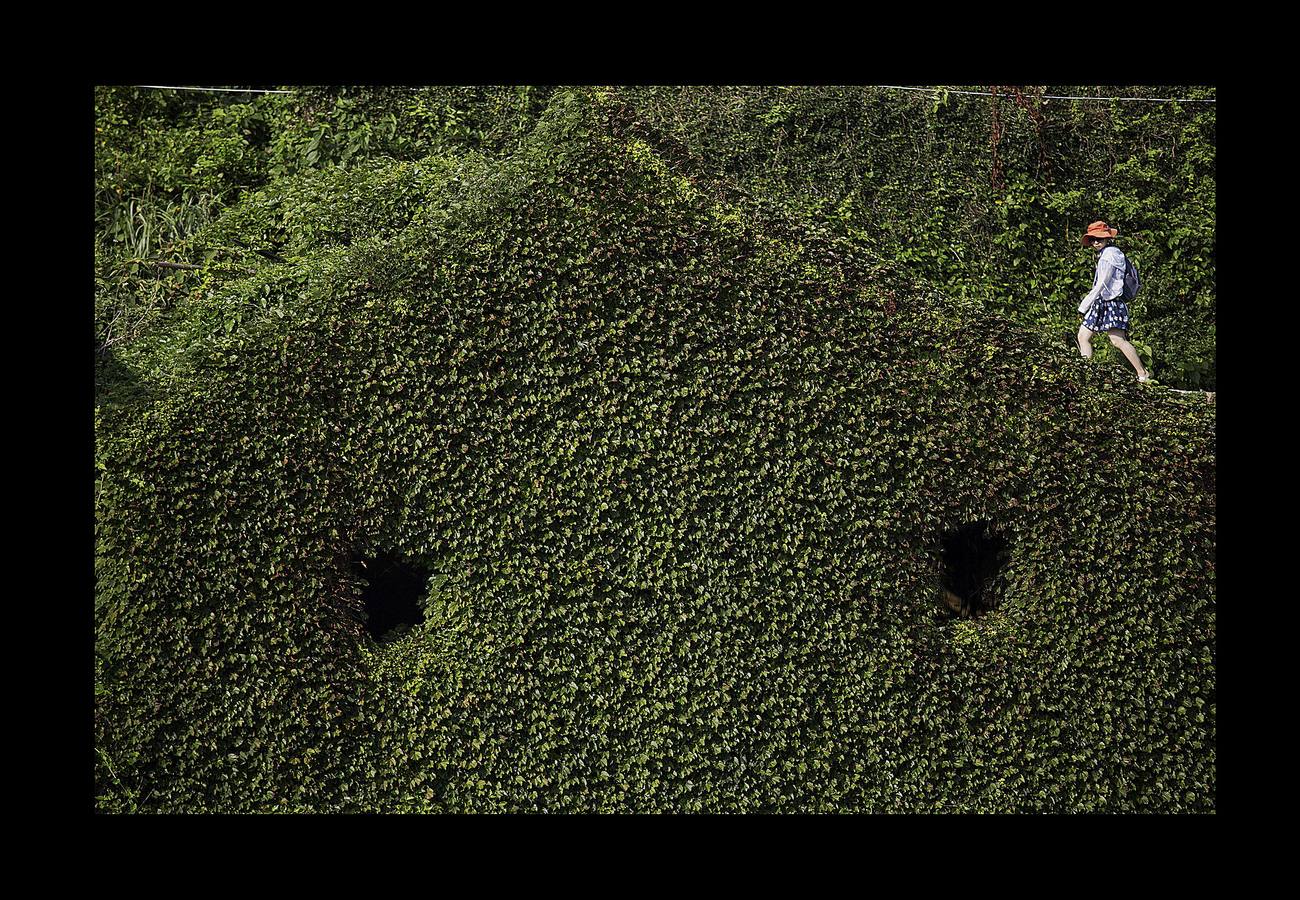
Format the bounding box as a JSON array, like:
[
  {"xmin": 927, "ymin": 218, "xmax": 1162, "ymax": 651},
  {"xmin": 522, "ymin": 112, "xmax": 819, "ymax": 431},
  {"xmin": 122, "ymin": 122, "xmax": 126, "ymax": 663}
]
[{"xmin": 1081, "ymin": 221, "xmax": 1118, "ymax": 245}]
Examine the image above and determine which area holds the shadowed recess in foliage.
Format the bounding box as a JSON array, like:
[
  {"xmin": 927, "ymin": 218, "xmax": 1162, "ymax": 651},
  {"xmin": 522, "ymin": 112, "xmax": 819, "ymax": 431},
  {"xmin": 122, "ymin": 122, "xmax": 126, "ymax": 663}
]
[
  {"xmin": 937, "ymin": 521, "xmax": 1009, "ymax": 620},
  {"xmin": 352, "ymin": 552, "xmax": 433, "ymax": 643}
]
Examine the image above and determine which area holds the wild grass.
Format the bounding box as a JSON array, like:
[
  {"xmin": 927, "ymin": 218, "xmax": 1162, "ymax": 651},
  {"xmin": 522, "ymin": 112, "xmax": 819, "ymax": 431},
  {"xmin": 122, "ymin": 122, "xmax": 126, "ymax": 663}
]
[{"xmin": 94, "ymin": 189, "xmax": 222, "ymax": 359}]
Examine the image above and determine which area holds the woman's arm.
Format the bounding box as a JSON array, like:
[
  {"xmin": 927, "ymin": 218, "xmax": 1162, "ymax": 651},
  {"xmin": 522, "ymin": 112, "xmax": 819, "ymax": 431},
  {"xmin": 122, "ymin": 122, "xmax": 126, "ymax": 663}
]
[{"xmin": 1079, "ymin": 256, "xmax": 1107, "ymax": 311}]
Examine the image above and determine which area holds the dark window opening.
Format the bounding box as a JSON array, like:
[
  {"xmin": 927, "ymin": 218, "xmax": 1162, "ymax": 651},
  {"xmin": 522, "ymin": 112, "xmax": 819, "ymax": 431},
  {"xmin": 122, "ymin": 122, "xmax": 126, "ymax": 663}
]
[
  {"xmin": 351, "ymin": 551, "xmax": 433, "ymax": 643},
  {"xmin": 937, "ymin": 522, "xmax": 1009, "ymax": 620}
]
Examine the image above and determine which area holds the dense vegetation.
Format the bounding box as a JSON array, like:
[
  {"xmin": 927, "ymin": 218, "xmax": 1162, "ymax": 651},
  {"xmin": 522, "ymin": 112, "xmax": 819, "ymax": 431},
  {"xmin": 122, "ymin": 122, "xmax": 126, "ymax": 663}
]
[
  {"xmin": 621, "ymin": 86, "xmax": 1217, "ymax": 389},
  {"xmin": 94, "ymin": 86, "xmax": 1215, "ymax": 812},
  {"xmin": 96, "ymin": 84, "xmax": 1216, "ymax": 394}
]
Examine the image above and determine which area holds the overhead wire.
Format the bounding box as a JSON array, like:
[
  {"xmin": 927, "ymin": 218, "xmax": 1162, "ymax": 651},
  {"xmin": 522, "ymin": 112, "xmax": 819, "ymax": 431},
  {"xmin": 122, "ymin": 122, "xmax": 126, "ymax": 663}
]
[
  {"xmin": 876, "ymin": 85, "xmax": 1215, "ymax": 103},
  {"xmin": 133, "ymin": 85, "xmax": 293, "ymax": 94},
  {"xmin": 129, "ymin": 84, "xmax": 1216, "ymax": 103}
]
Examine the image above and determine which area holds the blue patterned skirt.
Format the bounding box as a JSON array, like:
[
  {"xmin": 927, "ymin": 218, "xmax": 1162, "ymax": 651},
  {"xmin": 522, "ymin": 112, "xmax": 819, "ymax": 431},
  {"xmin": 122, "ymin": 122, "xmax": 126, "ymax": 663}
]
[{"xmin": 1082, "ymin": 297, "xmax": 1131, "ymax": 333}]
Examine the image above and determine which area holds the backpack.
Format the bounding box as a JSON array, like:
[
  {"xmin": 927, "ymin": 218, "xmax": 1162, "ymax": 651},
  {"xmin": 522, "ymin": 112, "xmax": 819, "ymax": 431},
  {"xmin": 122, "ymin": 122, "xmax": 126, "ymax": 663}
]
[{"xmin": 1120, "ymin": 254, "xmax": 1141, "ymax": 301}]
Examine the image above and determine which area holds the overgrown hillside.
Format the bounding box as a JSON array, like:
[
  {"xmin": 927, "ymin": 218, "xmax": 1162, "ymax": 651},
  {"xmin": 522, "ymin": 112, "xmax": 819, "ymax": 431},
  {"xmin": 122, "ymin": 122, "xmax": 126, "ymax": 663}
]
[{"xmin": 94, "ymin": 87, "xmax": 1215, "ymax": 812}]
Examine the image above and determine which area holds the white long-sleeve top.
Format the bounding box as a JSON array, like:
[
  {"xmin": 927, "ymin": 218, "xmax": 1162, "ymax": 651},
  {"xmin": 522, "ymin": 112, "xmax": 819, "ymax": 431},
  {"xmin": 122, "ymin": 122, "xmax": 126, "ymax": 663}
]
[{"xmin": 1078, "ymin": 245, "xmax": 1128, "ymax": 313}]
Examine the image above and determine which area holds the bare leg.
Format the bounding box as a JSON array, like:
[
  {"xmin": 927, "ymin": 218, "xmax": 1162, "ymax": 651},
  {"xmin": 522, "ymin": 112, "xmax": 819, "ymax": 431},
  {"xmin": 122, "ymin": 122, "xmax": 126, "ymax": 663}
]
[
  {"xmin": 1077, "ymin": 324, "xmax": 1096, "ymax": 358},
  {"xmin": 1106, "ymin": 329, "xmax": 1149, "ymax": 379}
]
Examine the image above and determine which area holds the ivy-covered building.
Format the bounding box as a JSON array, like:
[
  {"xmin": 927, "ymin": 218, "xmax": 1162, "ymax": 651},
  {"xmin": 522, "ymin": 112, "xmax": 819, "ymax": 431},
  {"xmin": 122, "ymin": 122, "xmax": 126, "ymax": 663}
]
[{"xmin": 95, "ymin": 88, "xmax": 1215, "ymax": 812}]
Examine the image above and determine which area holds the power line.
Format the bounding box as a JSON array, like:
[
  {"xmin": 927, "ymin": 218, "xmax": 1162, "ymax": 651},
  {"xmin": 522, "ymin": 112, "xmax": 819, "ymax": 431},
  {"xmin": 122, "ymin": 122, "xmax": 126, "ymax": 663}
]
[
  {"xmin": 876, "ymin": 85, "xmax": 1215, "ymax": 103},
  {"xmin": 130, "ymin": 84, "xmax": 1216, "ymax": 103},
  {"xmin": 134, "ymin": 85, "xmax": 294, "ymax": 95}
]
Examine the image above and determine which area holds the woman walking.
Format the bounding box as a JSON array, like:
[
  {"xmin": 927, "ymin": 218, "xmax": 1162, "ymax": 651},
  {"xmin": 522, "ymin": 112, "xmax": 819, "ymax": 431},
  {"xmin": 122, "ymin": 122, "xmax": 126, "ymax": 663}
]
[{"xmin": 1076, "ymin": 221, "xmax": 1151, "ymax": 382}]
